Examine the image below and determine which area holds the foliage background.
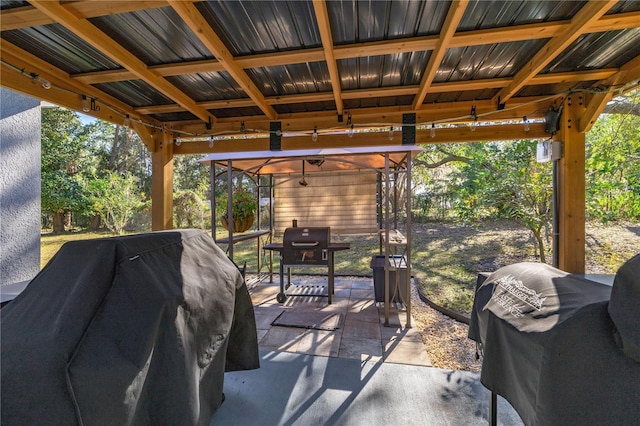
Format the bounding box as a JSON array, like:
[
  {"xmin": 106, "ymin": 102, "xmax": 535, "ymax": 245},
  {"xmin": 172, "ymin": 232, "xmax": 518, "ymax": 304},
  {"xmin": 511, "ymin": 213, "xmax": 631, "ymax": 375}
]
[{"xmin": 39, "ymin": 90, "xmax": 639, "ymax": 314}]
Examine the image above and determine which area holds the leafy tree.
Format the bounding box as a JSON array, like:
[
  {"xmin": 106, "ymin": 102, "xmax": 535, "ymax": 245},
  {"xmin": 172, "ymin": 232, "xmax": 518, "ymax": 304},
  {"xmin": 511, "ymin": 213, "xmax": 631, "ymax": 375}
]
[
  {"xmin": 586, "ymin": 90, "xmax": 640, "ymax": 222},
  {"xmin": 41, "ymin": 108, "xmax": 93, "ymax": 232},
  {"xmin": 86, "ymin": 171, "xmax": 148, "ymax": 235},
  {"xmin": 415, "ymin": 141, "xmax": 553, "ymax": 262},
  {"xmin": 174, "ymin": 190, "xmax": 208, "ymax": 229}
]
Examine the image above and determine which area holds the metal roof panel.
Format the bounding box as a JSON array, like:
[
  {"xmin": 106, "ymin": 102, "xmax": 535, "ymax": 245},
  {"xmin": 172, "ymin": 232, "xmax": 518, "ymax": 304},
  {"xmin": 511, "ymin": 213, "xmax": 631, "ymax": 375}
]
[
  {"xmin": 89, "ymin": 7, "xmax": 212, "ymax": 66},
  {"xmin": 438, "ymin": 39, "xmax": 548, "ymax": 82},
  {"xmin": 327, "ymin": 0, "xmax": 449, "ymax": 44},
  {"xmin": 2, "ymin": 25, "xmax": 120, "ymax": 74},
  {"xmin": 166, "ymin": 72, "xmax": 247, "ymax": 102},
  {"xmin": 546, "ymin": 28, "xmax": 640, "ymax": 73},
  {"xmin": 459, "ymin": 0, "xmax": 585, "ymax": 30},
  {"xmin": 247, "ymin": 62, "xmax": 332, "ymax": 97},
  {"xmin": 94, "ymin": 80, "xmax": 172, "ymax": 108},
  {"xmin": 196, "ymin": 0, "xmax": 321, "ymax": 56}
]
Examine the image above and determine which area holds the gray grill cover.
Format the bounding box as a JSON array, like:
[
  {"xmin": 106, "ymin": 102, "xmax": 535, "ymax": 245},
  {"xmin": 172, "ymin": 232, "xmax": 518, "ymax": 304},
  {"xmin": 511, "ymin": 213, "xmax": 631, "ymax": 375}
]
[
  {"xmin": 469, "ymin": 261, "xmax": 640, "ymax": 425},
  {"xmin": 1, "ymin": 229, "xmax": 259, "ymax": 426}
]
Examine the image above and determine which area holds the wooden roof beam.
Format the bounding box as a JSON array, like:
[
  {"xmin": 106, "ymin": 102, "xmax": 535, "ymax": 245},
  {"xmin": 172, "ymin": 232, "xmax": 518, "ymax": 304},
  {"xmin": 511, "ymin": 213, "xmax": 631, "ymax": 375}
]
[
  {"xmin": 68, "ymin": 10, "xmax": 640, "ymax": 85},
  {"xmin": 136, "ymin": 69, "xmax": 610, "ymax": 115},
  {"xmin": 170, "ymin": 95, "xmax": 559, "ymax": 137},
  {"xmin": 29, "ymin": 0, "xmax": 216, "ymax": 126},
  {"xmin": 579, "ymin": 54, "xmax": 640, "ymax": 132},
  {"xmin": 0, "ymin": 41, "xmax": 157, "ymax": 128},
  {"xmin": 492, "ymin": 0, "xmax": 616, "ymax": 106},
  {"xmin": 312, "ymin": 0, "xmax": 344, "ymax": 115},
  {"xmin": 412, "ymin": 0, "xmax": 468, "ymax": 110},
  {"xmin": 168, "ymin": 0, "xmax": 277, "ymax": 120},
  {"xmin": 0, "ymin": 2, "xmax": 167, "ymax": 31}
]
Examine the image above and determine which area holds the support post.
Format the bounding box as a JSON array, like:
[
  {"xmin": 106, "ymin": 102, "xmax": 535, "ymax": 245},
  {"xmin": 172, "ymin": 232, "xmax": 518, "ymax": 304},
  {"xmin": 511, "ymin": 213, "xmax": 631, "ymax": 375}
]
[
  {"xmin": 556, "ymin": 94, "xmax": 586, "ymax": 272},
  {"xmin": 151, "ymin": 127, "xmax": 174, "ymax": 231}
]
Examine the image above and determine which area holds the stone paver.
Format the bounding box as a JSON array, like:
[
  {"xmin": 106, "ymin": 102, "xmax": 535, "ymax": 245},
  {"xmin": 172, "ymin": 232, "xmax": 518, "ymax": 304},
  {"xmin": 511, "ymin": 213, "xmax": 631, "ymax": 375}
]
[{"xmin": 248, "ymin": 275, "xmax": 431, "ymax": 366}]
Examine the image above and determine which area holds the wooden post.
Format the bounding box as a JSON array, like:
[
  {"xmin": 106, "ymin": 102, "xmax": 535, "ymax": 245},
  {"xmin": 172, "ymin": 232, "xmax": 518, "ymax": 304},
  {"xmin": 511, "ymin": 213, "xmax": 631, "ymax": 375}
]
[
  {"xmin": 556, "ymin": 94, "xmax": 586, "ymax": 273},
  {"xmin": 151, "ymin": 127, "xmax": 174, "ymax": 231}
]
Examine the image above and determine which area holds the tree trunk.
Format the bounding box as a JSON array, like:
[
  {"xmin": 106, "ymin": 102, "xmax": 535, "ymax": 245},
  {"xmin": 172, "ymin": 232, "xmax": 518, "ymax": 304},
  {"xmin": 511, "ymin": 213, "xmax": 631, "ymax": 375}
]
[
  {"xmin": 87, "ymin": 215, "xmax": 102, "ymax": 231},
  {"xmin": 64, "ymin": 211, "xmax": 72, "ymax": 229},
  {"xmin": 52, "ymin": 212, "xmax": 65, "ymax": 234},
  {"xmin": 532, "ymin": 229, "xmax": 547, "ymax": 264}
]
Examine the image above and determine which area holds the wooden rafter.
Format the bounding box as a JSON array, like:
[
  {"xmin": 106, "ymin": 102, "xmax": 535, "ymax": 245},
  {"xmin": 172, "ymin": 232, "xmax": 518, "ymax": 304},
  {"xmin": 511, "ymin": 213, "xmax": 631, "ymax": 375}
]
[
  {"xmin": 0, "ymin": 41, "xmax": 159, "ymax": 132},
  {"xmin": 0, "ymin": 2, "xmax": 167, "ymax": 31},
  {"xmin": 312, "ymin": 0, "xmax": 343, "ymax": 115},
  {"xmin": 412, "ymin": 0, "xmax": 468, "ymax": 110},
  {"xmin": 29, "ymin": 0, "xmax": 216, "ymax": 125},
  {"xmin": 492, "ymin": 0, "xmax": 617, "ymax": 106},
  {"xmin": 168, "ymin": 0, "xmax": 277, "ymax": 120},
  {"xmin": 169, "ymin": 95, "xmax": 559, "ymax": 138},
  {"xmin": 67, "ymin": 11, "xmax": 640, "ymax": 87},
  {"xmin": 580, "ymin": 55, "xmax": 640, "ymax": 132},
  {"xmin": 134, "ymin": 69, "xmax": 613, "ymax": 116}
]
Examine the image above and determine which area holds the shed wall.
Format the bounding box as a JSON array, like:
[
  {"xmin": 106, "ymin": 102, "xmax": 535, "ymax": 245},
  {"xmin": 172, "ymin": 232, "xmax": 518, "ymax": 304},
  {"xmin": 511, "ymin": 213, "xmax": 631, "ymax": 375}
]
[{"xmin": 274, "ymin": 170, "xmax": 377, "ymax": 235}]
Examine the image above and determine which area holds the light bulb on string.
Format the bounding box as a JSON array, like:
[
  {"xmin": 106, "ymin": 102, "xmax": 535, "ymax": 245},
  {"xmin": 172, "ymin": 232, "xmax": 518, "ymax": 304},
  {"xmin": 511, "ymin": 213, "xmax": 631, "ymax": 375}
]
[
  {"xmin": 388, "ymin": 126, "xmax": 394, "ymax": 141},
  {"xmin": 175, "ymin": 136, "xmax": 182, "ymax": 146},
  {"xmin": 123, "ymin": 114, "xmax": 131, "ymax": 128},
  {"xmin": 470, "ymin": 106, "xmax": 478, "ymax": 132},
  {"xmin": 430, "ymin": 123, "xmax": 436, "ymax": 138},
  {"xmin": 35, "ymin": 75, "xmax": 51, "ymax": 89},
  {"xmin": 523, "ymin": 116, "xmax": 530, "ymax": 132},
  {"xmin": 241, "ymin": 121, "xmax": 247, "ymax": 139},
  {"xmin": 348, "ymin": 124, "xmax": 354, "ymax": 138},
  {"xmin": 312, "ymin": 126, "xmax": 318, "ymax": 142},
  {"xmin": 208, "ymin": 136, "xmax": 214, "ymax": 148},
  {"xmin": 81, "ymin": 95, "xmax": 90, "ymax": 113}
]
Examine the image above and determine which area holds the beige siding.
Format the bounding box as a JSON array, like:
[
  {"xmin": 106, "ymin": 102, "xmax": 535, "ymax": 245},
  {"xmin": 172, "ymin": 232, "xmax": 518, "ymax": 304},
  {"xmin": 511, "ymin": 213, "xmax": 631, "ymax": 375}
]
[{"xmin": 274, "ymin": 170, "xmax": 377, "ymax": 235}]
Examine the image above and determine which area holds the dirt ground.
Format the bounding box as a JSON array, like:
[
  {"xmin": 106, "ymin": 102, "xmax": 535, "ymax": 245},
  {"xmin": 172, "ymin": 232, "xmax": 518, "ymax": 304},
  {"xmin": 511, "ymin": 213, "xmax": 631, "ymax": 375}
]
[{"xmin": 410, "ymin": 220, "xmax": 639, "ymax": 372}]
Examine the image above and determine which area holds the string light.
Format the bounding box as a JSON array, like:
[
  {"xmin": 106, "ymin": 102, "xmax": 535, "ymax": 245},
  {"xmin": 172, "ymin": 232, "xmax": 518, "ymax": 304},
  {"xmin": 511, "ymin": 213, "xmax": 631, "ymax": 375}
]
[
  {"xmin": 175, "ymin": 136, "xmax": 182, "ymax": 146},
  {"xmin": 388, "ymin": 126, "xmax": 394, "ymax": 141},
  {"xmin": 312, "ymin": 126, "xmax": 318, "ymax": 142},
  {"xmin": 3, "ymin": 57, "xmax": 584, "ymax": 142},
  {"xmin": 470, "ymin": 106, "xmax": 478, "ymax": 132},
  {"xmin": 31, "ymin": 74, "xmax": 51, "ymax": 89},
  {"xmin": 81, "ymin": 95, "xmax": 90, "ymax": 113},
  {"xmin": 430, "ymin": 123, "xmax": 436, "ymax": 138},
  {"xmin": 208, "ymin": 136, "xmax": 214, "ymax": 148}
]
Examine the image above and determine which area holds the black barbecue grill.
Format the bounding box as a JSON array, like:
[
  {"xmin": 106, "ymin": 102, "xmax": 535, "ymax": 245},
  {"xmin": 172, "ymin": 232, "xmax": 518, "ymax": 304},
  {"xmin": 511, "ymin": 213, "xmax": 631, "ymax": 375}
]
[
  {"xmin": 263, "ymin": 227, "xmax": 350, "ymax": 304},
  {"xmin": 282, "ymin": 227, "xmax": 331, "ymax": 267}
]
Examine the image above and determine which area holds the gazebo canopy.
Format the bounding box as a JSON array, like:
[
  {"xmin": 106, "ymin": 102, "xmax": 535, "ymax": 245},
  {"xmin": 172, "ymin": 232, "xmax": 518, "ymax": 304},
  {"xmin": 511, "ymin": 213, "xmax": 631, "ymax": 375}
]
[{"xmin": 200, "ymin": 145, "xmax": 423, "ymax": 175}]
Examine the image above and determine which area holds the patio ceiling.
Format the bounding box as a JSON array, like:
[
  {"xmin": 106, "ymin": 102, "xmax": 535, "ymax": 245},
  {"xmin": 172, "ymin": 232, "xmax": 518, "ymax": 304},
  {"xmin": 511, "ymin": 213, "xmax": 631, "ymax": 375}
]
[{"xmin": 2, "ymin": 0, "xmax": 640, "ymax": 152}]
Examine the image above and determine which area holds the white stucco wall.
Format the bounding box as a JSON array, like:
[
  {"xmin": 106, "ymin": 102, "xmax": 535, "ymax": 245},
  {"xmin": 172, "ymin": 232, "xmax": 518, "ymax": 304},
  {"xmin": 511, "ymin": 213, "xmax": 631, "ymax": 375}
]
[{"xmin": 1, "ymin": 88, "xmax": 41, "ymax": 285}]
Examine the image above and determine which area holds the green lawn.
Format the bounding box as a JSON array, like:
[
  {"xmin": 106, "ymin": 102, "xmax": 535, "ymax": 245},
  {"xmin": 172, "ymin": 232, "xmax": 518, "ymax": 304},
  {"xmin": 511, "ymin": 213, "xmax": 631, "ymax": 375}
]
[{"xmin": 41, "ymin": 220, "xmax": 637, "ymax": 317}]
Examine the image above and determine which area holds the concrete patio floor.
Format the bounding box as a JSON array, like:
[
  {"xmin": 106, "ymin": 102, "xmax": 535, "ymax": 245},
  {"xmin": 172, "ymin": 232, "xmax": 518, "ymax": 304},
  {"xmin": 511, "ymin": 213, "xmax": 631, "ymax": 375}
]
[
  {"xmin": 212, "ymin": 274, "xmax": 523, "ymax": 425},
  {"xmin": 249, "ymin": 275, "xmax": 432, "ymax": 366}
]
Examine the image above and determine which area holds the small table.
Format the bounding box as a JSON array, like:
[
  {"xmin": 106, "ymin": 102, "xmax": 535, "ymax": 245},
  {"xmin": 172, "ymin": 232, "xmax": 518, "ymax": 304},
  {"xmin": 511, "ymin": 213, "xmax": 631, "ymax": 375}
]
[
  {"xmin": 216, "ymin": 230, "xmax": 271, "ymax": 271},
  {"xmin": 263, "ymin": 242, "xmax": 350, "ymax": 304}
]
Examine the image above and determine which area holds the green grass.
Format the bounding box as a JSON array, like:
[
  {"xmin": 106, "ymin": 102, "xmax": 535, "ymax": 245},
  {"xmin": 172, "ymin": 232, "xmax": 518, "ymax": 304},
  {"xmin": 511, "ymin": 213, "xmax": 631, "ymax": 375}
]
[
  {"xmin": 40, "ymin": 231, "xmax": 116, "ymax": 269},
  {"xmin": 37, "ymin": 223, "xmax": 540, "ymax": 316},
  {"xmin": 40, "ymin": 220, "xmax": 637, "ymax": 317}
]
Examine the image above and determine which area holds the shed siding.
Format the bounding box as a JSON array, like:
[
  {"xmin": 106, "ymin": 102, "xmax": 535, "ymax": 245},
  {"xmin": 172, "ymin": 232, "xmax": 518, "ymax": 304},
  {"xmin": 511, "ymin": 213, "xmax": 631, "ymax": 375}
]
[{"xmin": 274, "ymin": 170, "xmax": 377, "ymax": 235}]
